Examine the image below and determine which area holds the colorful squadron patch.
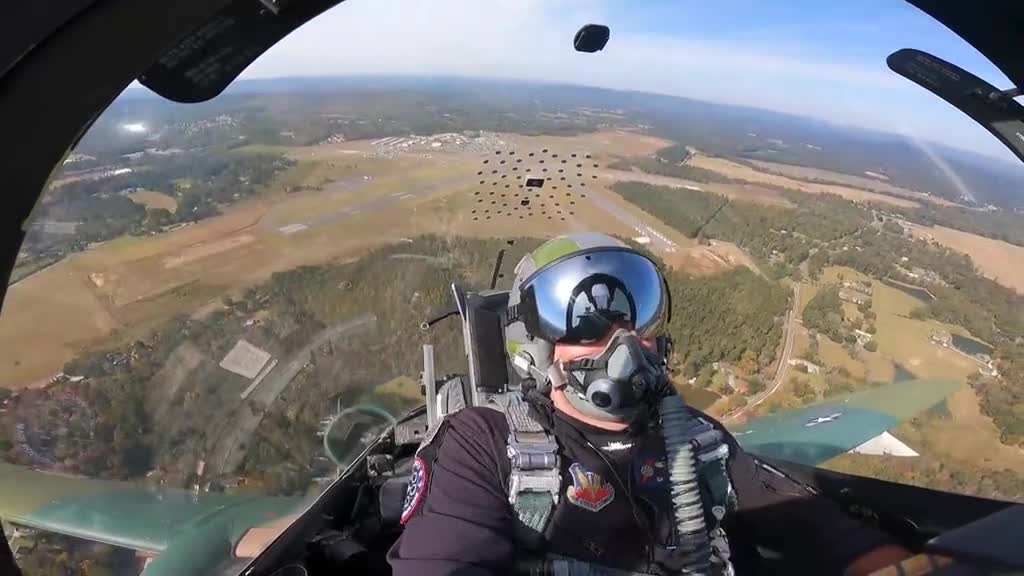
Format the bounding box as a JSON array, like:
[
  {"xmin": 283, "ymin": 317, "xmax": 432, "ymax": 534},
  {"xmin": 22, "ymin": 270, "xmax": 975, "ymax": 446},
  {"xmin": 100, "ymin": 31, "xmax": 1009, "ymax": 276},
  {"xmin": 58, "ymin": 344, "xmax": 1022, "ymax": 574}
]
[
  {"xmin": 636, "ymin": 457, "xmax": 667, "ymax": 487},
  {"xmin": 401, "ymin": 456, "xmax": 429, "ymax": 524},
  {"xmin": 566, "ymin": 462, "xmax": 615, "ymax": 512}
]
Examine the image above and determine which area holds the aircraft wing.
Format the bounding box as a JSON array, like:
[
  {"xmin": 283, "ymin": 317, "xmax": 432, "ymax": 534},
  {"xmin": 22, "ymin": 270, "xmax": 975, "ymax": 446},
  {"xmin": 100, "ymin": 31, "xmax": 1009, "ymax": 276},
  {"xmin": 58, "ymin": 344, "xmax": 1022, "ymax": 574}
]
[
  {"xmin": 732, "ymin": 379, "xmax": 961, "ymax": 466},
  {"xmin": 0, "ymin": 462, "xmax": 300, "ymax": 575}
]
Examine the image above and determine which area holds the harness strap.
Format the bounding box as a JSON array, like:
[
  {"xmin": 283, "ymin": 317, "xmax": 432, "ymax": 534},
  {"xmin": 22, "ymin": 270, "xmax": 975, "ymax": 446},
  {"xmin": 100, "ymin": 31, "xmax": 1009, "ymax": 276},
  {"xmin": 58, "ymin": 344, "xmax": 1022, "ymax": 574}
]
[
  {"xmin": 563, "ymin": 358, "xmax": 609, "ymax": 371},
  {"xmin": 499, "ymin": 394, "xmax": 561, "ymax": 549},
  {"xmin": 517, "ymin": 555, "xmax": 661, "ymax": 576}
]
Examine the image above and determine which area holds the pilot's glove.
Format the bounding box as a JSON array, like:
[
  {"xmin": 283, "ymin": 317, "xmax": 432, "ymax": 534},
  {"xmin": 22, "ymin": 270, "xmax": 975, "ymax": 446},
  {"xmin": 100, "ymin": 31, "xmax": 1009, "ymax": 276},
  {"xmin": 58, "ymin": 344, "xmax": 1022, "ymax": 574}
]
[{"xmin": 713, "ymin": 418, "xmax": 902, "ymax": 575}]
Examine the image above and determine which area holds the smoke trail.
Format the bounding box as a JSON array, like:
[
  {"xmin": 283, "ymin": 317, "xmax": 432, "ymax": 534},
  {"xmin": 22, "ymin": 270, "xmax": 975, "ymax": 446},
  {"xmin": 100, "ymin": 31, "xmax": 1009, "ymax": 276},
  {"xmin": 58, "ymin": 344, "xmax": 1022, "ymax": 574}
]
[{"xmin": 898, "ymin": 122, "xmax": 977, "ymax": 203}]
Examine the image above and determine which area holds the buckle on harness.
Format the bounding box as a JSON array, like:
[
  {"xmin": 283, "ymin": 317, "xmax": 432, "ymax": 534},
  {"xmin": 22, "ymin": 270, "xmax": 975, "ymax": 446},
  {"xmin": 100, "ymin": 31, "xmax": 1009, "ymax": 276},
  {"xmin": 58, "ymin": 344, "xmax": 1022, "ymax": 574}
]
[{"xmin": 507, "ymin": 433, "xmax": 561, "ymax": 505}]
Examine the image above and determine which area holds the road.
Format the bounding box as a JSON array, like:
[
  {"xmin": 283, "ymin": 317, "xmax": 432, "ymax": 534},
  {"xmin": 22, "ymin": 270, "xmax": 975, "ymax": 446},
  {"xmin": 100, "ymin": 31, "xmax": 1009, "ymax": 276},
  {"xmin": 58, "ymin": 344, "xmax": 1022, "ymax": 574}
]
[
  {"xmin": 587, "ymin": 187, "xmax": 679, "ymax": 254},
  {"xmin": 211, "ymin": 314, "xmax": 377, "ymax": 476},
  {"xmin": 724, "ymin": 282, "xmax": 801, "ymax": 423}
]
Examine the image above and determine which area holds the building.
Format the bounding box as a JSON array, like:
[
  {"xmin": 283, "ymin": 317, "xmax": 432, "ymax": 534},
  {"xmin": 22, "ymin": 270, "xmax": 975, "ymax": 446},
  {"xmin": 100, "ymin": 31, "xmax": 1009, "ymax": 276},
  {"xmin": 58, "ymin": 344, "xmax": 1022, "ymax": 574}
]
[
  {"xmin": 841, "ymin": 280, "xmax": 873, "ymax": 296},
  {"xmin": 838, "ymin": 288, "xmax": 869, "ymax": 306},
  {"xmin": 219, "ymin": 340, "xmax": 272, "ymax": 379},
  {"xmin": 929, "ymin": 330, "xmax": 952, "ymax": 347},
  {"xmin": 853, "ymin": 329, "xmax": 874, "ymax": 345},
  {"xmin": 788, "ymin": 358, "xmax": 821, "ymax": 374}
]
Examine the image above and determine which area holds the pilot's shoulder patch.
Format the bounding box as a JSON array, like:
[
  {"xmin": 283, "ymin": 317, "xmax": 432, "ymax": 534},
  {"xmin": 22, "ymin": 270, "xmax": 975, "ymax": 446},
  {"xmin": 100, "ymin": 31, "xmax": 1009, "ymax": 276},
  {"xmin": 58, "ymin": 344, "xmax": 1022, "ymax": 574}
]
[
  {"xmin": 402, "ymin": 419, "xmax": 449, "ymax": 524},
  {"xmin": 401, "ymin": 456, "xmax": 430, "ymax": 524}
]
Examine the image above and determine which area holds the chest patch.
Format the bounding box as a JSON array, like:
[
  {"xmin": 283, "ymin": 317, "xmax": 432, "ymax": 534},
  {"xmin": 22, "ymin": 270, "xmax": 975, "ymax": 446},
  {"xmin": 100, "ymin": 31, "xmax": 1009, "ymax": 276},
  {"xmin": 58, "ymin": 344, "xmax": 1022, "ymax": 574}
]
[
  {"xmin": 401, "ymin": 456, "xmax": 429, "ymax": 524},
  {"xmin": 636, "ymin": 456, "xmax": 667, "ymax": 487},
  {"xmin": 566, "ymin": 462, "xmax": 615, "ymax": 512}
]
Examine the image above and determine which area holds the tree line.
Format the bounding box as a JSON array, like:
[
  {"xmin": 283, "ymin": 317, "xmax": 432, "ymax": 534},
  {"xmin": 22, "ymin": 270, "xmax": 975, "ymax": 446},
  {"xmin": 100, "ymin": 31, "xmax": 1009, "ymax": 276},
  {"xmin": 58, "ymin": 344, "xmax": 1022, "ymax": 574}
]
[
  {"xmin": 24, "ymin": 150, "xmax": 295, "ymax": 262},
  {"xmin": 887, "ymin": 203, "xmax": 1024, "ymax": 248},
  {"xmin": 810, "ymin": 223, "xmax": 1024, "ymax": 446},
  {"xmin": 611, "ymin": 180, "xmax": 870, "ymax": 279},
  {"xmin": 664, "ymin": 267, "xmax": 789, "ymax": 378},
  {"xmin": 802, "ymin": 285, "xmax": 844, "ymax": 343}
]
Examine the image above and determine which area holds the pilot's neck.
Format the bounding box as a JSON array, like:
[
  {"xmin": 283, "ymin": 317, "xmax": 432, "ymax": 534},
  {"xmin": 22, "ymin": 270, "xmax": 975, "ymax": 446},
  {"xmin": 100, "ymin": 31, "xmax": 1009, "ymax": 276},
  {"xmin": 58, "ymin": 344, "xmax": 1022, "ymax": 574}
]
[{"xmin": 550, "ymin": 386, "xmax": 629, "ymax": 432}]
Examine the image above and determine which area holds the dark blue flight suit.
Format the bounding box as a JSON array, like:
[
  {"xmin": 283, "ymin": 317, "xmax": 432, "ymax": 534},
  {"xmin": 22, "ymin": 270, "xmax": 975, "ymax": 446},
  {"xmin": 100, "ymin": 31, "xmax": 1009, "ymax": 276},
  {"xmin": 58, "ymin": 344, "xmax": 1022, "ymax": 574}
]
[{"xmin": 389, "ymin": 400, "xmax": 896, "ymax": 575}]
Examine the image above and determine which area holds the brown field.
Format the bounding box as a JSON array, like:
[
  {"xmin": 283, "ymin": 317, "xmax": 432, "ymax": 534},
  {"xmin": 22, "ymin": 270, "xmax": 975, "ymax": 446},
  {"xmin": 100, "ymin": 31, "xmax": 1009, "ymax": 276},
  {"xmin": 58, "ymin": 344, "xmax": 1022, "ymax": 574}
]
[
  {"xmin": 825, "ymin": 386, "xmax": 1024, "ymax": 498},
  {"xmin": 163, "ymin": 234, "xmax": 256, "ymax": 269},
  {"xmin": 0, "ymin": 259, "xmax": 120, "ymax": 387},
  {"xmin": 791, "ymin": 266, "xmax": 977, "ymax": 385},
  {"xmin": 597, "ymin": 168, "xmax": 794, "ymax": 208},
  {"xmin": 129, "ymin": 190, "xmax": 178, "ymax": 212},
  {"xmin": 745, "ymin": 159, "xmax": 960, "ymax": 207},
  {"xmin": 791, "ymin": 264, "xmax": 1023, "ymax": 497},
  {"xmin": 908, "ymin": 224, "xmax": 1024, "ymax": 294},
  {"xmin": 1, "ymin": 130, "xmax": 750, "ymax": 389},
  {"xmin": 688, "ymin": 154, "xmax": 921, "ymax": 208}
]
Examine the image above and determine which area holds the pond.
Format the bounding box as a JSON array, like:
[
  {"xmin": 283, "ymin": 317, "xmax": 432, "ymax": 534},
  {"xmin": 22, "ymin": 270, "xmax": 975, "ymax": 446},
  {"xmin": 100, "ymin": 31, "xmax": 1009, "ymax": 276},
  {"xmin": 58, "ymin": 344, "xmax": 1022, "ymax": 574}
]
[
  {"xmin": 881, "ymin": 279, "xmax": 934, "ymax": 303},
  {"xmin": 951, "ymin": 334, "xmax": 994, "ymax": 357}
]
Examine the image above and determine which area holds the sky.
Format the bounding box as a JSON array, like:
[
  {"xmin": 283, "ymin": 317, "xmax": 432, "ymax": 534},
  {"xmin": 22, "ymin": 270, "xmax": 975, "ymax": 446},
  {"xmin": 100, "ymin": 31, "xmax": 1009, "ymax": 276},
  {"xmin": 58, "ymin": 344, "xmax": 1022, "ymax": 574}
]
[{"xmin": 240, "ymin": 0, "xmax": 1017, "ymax": 160}]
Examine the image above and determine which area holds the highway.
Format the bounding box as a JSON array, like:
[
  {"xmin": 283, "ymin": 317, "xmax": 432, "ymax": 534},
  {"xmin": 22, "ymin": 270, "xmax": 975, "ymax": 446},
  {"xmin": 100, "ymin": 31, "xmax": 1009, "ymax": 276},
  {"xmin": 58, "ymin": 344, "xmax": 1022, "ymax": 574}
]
[{"xmin": 724, "ymin": 282, "xmax": 801, "ymax": 423}]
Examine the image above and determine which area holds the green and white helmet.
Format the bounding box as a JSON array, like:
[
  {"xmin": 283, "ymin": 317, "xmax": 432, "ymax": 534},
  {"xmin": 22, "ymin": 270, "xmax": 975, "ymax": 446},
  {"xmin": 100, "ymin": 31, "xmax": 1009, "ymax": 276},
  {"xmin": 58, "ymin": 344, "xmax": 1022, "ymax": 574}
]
[{"xmin": 505, "ymin": 233, "xmax": 670, "ymax": 381}]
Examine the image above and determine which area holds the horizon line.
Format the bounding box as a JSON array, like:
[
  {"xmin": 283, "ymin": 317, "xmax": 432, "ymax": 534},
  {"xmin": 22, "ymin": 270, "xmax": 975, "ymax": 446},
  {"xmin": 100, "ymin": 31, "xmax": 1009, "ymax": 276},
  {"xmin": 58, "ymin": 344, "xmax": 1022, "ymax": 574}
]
[{"xmin": 121, "ymin": 73, "xmax": 1018, "ymax": 167}]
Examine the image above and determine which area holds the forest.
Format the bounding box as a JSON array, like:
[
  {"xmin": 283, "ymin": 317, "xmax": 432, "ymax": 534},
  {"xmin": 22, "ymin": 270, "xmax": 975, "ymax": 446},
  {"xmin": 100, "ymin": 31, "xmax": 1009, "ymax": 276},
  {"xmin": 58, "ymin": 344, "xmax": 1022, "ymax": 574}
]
[
  {"xmin": 608, "ymin": 150, "xmax": 735, "ymax": 184},
  {"xmin": 20, "ymin": 233, "xmax": 795, "ymax": 493},
  {"xmin": 821, "ymin": 225, "xmax": 1024, "ymax": 345},
  {"xmin": 970, "ymin": 343, "xmax": 1024, "ymax": 447},
  {"xmin": 611, "ymin": 180, "xmax": 870, "ymax": 278},
  {"xmin": 611, "ymin": 181, "xmax": 728, "ymax": 238},
  {"xmin": 801, "ymin": 285, "xmax": 845, "ymax": 343},
  {"xmin": 889, "ymin": 203, "xmax": 1024, "ymax": 247},
  {"xmin": 611, "ymin": 171, "xmax": 1024, "ymax": 445},
  {"xmin": 22, "ymin": 150, "xmax": 295, "ymax": 263},
  {"xmin": 664, "ymin": 266, "xmax": 789, "ymax": 378}
]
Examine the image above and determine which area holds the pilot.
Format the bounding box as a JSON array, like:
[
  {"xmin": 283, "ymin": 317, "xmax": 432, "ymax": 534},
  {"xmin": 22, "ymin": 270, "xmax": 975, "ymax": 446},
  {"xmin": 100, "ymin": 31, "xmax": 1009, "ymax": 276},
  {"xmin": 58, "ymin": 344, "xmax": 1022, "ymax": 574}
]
[{"xmin": 389, "ymin": 233, "xmax": 910, "ymax": 575}]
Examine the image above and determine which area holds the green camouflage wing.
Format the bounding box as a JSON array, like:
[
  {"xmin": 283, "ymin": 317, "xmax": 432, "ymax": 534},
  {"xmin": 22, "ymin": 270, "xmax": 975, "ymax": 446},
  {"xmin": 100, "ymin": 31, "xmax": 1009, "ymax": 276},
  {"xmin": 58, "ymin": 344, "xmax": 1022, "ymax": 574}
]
[
  {"xmin": 0, "ymin": 462, "xmax": 300, "ymax": 575},
  {"xmin": 733, "ymin": 379, "xmax": 961, "ymax": 466}
]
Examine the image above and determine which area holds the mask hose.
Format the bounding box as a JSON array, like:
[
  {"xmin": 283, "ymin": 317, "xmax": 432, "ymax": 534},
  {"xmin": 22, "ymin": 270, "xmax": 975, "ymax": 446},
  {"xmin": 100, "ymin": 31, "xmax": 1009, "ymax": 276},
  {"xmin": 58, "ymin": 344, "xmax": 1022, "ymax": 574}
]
[{"xmin": 659, "ymin": 393, "xmax": 711, "ymax": 575}]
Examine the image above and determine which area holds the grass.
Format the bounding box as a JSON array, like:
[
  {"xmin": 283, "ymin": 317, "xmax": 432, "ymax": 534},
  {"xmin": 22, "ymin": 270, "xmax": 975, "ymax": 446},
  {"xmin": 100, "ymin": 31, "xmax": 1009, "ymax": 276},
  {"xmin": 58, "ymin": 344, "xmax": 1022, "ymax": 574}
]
[
  {"xmin": 797, "ymin": 282, "xmax": 818, "ymax": 315},
  {"xmin": 867, "ymin": 268, "xmax": 977, "ymax": 382},
  {"xmin": 372, "ymin": 376, "xmax": 423, "ymax": 403},
  {"xmin": 229, "ymin": 144, "xmax": 294, "ymax": 156},
  {"xmin": 802, "ymin": 264, "xmax": 1024, "ymax": 501},
  {"xmin": 128, "ymin": 190, "xmax": 178, "ymax": 213},
  {"xmin": 794, "ymin": 265, "xmax": 975, "ymax": 386},
  {"xmin": 743, "ymin": 158, "xmax": 947, "ymax": 205},
  {"xmin": 825, "ymin": 386, "xmax": 1024, "ymax": 501},
  {"xmin": 8, "ymin": 255, "xmax": 62, "ymax": 285},
  {"xmin": 908, "ymin": 224, "xmax": 1024, "ymax": 294},
  {"xmin": 687, "ymin": 153, "xmax": 919, "ymax": 208}
]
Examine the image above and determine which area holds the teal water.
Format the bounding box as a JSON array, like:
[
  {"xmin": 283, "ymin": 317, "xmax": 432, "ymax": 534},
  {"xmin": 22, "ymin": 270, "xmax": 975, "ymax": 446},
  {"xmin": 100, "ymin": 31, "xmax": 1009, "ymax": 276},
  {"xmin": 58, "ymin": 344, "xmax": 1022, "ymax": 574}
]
[
  {"xmin": 881, "ymin": 279, "xmax": 933, "ymax": 302},
  {"xmin": 951, "ymin": 334, "xmax": 993, "ymax": 357}
]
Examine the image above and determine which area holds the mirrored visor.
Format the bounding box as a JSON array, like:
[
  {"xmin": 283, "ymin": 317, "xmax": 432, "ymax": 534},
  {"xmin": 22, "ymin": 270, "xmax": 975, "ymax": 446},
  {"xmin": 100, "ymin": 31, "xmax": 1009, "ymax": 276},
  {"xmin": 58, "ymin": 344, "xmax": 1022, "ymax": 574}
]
[{"xmin": 520, "ymin": 249, "xmax": 667, "ymax": 344}]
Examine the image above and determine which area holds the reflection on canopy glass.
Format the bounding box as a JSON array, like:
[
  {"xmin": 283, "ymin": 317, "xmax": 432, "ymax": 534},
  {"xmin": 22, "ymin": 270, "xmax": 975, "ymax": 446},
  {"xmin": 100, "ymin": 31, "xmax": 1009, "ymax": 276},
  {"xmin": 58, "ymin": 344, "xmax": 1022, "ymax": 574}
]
[{"xmin": 1, "ymin": 1, "xmax": 1023, "ymax": 574}]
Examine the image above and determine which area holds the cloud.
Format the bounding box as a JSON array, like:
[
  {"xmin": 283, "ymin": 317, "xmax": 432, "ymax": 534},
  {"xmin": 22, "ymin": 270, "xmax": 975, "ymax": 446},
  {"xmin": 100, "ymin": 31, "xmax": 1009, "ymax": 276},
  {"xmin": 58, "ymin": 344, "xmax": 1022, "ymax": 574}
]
[{"xmin": 240, "ymin": 0, "xmax": 1013, "ymax": 159}]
